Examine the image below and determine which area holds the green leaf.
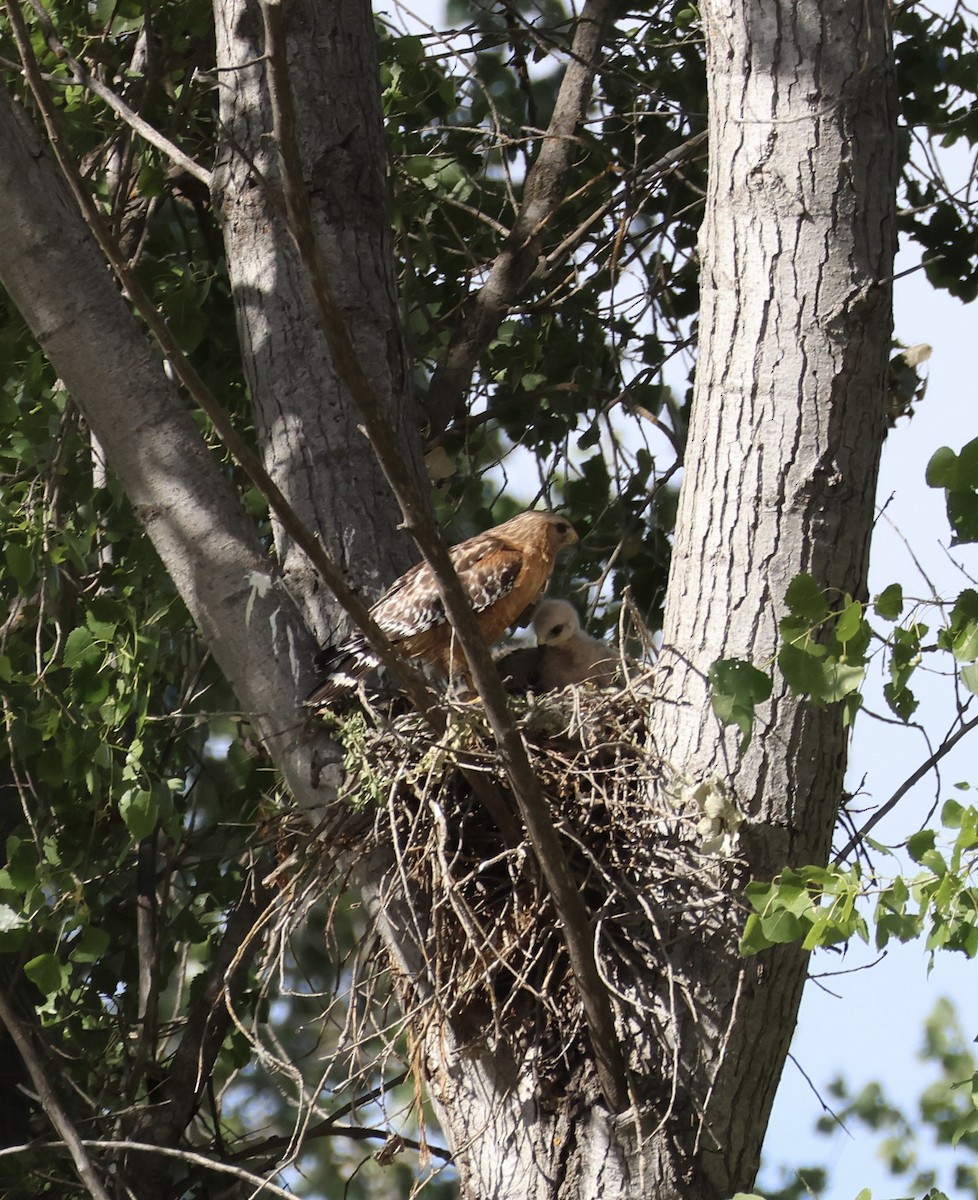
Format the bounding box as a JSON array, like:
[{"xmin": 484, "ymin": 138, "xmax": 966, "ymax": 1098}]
[
  {"xmin": 785, "ymin": 573, "xmax": 831, "ymax": 623},
  {"xmin": 779, "ymin": 641, "xmax": 830, "ymax": 696},
  {"xmin": 947, "ymin": 490, "xmax": 978, "ymax": 544},
  {"xmin": 953, "ymin": 623, "xmax": 978, "ymax": 661},
  {"xmin": 71, "ymin": 925, "xmax": 110, "ymax": 964},
  {"xmin": 739, "ymin": 913, "xmax": 770, "ymax": 956},
  {"xmin": 818, "ymin": 661, "xmax": 867, "ymax": 704},
  {"xmin": 25, "ymin": 953, "xmax": 69, "ymax": 1000},
  {"xmin": 85, "ymin": 613, "xmax": 117, "ymax": 644},
  {"xmin": 942, "ymin": 798, "xmax": 965, "ymax": 828},
  {"xmin": 709, "ymin": 658, "xmax": 773, "ymax": 749},
  {"xmin": 4, "ymin": 542, "xmax": 34, "ymax": 589},
  {"xmin": 927, "ymin": 444, "xmax": 960, "ymax": 487},
  {"xmin": 908, "ymin": 829, "xmax": 937, "ymax": 863},
  {"xmin": 962, "ymin": 663, "xmax": 978, "ymax": 696},
  {"xmin": 118, "ymin": 788, "xmax": 158, "ymax": 841},
  {"xmin": 835, "ymin": 599, "xmax": 864, "ymax": 643},
  {"xmin": 874, "ymin": 583, "xmax": 904, "ymax": 620},
  {"xmin": 63, "ymin": 626, "xmax": 97, "ymax": 669}
]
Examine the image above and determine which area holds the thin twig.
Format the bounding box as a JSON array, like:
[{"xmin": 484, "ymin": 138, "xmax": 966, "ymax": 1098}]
[
  {"xmin": 834, "ymin": 710, "xmax": 978, "ymax": 862},
  {"xmin": 0, "ymin": 1139, "xmax": 297, "ymax": 1198}
]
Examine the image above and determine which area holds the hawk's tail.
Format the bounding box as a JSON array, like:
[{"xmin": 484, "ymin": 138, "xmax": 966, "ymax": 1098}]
[{"xmin": 304, "ymin": 639, "xmax": 379, "ymax": 708}]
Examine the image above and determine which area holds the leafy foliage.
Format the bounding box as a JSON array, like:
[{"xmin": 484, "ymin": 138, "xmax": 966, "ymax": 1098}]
[
  {"xmin": 0, "ymin": 0, "xmax": 976, "ymax": 1195},
  {"xmin": 739, "ymin": 793, "xmax": 978, "ymax": 958}
]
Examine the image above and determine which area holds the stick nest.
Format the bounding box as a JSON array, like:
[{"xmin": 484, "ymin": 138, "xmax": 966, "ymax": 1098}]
[{"xmin": 280, "ymin": 684, "xmax": 745, "ymax": 1096}]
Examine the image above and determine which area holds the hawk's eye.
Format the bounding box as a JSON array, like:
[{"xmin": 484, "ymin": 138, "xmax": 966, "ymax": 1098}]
[
  {"xmin": 552, "ymin": 624, "xmax": 565, "ymax": 636},
  {"xmin": 554, "ymin": 521, "xmax": 569, "ymax": 535}
]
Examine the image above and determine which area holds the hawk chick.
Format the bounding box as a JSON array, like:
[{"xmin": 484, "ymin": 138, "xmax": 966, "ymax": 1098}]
[
  {"xmin": 498, "ymin": 599, "xmax": 616, "ymax": 692},
  {"xmin": 306, "ymin": 511, "xmax": 578, "ymax": 706}
]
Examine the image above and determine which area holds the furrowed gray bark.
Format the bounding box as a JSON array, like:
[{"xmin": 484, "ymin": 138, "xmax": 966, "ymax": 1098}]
[
  {"xmin": 644, "ymin": 0, "xmax": 898, "ymax": 1194},
  {"xmin": 212, "ymin": 0, "xmax": 425, "ymax": 644}
]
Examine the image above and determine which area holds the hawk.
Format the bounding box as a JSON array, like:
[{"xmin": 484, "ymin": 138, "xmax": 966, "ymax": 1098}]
[
  {"xmin": 306, "ymin": 511, "xmax": 578, "ymax": 706},
  {"xmin": 498, "ymin": 598, "xmax": 617, "ymax": 693}
]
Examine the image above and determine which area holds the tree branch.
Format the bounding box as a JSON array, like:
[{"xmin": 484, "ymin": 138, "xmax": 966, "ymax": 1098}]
[
  {"xmin": 261, "ymin": 0, "xmax": 629, "ymax": 1115},
  {"xmin": 25, "ymin": 0, "xmax": 212, "ymax": 187},
  {"xmin": 423, "ymin": 0, "xmax": 621, "ymax": 435},
  {"xmin": 834, "ymin": 710, "xmax": 978, "ymax": 863},
  {"xmin": 0, "ymin": 1140, "xmax": 298, "ymax": 1199},
  {"xmin": 0, "ymin": 988, "xmax": 112, "ymax": 1200}
]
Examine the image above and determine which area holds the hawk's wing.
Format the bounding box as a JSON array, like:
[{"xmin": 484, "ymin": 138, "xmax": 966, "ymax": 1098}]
[{"xmin": 371, "ymin": 533, "xmax": 524, "ymax": 641}]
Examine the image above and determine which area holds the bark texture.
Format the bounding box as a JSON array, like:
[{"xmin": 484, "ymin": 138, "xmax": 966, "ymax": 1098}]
[
  {"xmin": 212, "ymin": 0, "xmax": 425, "ymax": 643},
  {"xmin": 643, "ymin": 0, "xmax": 898, "ymax": 1194}
]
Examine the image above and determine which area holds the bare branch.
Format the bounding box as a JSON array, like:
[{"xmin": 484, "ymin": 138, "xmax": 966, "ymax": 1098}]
[
  {"xmin": 0, "ymin": 1140, "xmax": 298, "ymax": 1199},
  {"xmin": 424, "ymin": 0, "xmax": 621, "ymax": 434},
  {"xmin": 834, "ymin": 710, "xmax": 978, "ymax": 863},
  {"xmin": 0, "ymin": 988, "xmax": 112, "ymax": 1200},
  {"xmin": 261, "ymin": 0, "xmax": 630, "ymax": 1115},
  {"xmin": 138, "ymin": 869, "xmax": 269, "ymax": 1148}
]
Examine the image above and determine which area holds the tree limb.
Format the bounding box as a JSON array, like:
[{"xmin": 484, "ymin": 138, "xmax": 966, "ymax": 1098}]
[
  {"xmin": 25, "ymin": 0, "xmax": 212, "ymax": 187},
  {"xmin": 261, "ymin": 0, "xmax": 629, "ymax": 1116},
  {"xmin": 0, "ymin": 988, "xmax": 112, "ymax": 1200},
  {"xmin": 423, "ymin": 0, "xmax": 621, "ymax": 435},
  {"xmin": 0, "ymin": 1140, "xmax": 298, "ymax": 1199},
  {"xmin": 834, "ymin": 710, "xmax": 978, "ymax": 863}
]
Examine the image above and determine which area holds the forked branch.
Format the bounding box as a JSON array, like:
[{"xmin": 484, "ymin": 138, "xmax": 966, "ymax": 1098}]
[{"xmin": 423, "ymin": 0, "xmax": 621, "ymax": 435}]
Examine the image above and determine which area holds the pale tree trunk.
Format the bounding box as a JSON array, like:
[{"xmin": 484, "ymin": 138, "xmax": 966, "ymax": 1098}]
[{"xmin": 212, "ymin": 0, "xmax": 425, "ymax": 642}]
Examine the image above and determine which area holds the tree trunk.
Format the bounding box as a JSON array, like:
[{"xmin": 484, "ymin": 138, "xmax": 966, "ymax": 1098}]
[
  {"xmin": 643, "ymin": 0, "xmax": 898, "ymax": 1194},
  {"xmin": 212, "ymin": 0, "xmax": 425, "ymax": 643}
]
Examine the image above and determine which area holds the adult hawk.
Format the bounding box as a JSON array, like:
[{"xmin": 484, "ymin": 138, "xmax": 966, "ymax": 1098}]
[{"xmin": 306, "ymin": 510, "xmax": 578, "ymax": 706}]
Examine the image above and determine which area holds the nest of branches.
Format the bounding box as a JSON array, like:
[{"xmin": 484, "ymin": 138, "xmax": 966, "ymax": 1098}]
[{"xmin": 266, "ymin": 683, "xmax": 748, "ymax": 1100}]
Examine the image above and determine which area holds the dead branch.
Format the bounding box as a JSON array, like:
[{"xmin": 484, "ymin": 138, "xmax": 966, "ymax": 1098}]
[{"xmin": 0, "ymin": 988, "xmax": 112, "ymax": 1200}]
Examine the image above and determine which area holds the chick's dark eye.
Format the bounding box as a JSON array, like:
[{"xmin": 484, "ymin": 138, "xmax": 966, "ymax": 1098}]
[{"xmin": 552, "ymin": 624, "xmax": 565, "ymax": 636}]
